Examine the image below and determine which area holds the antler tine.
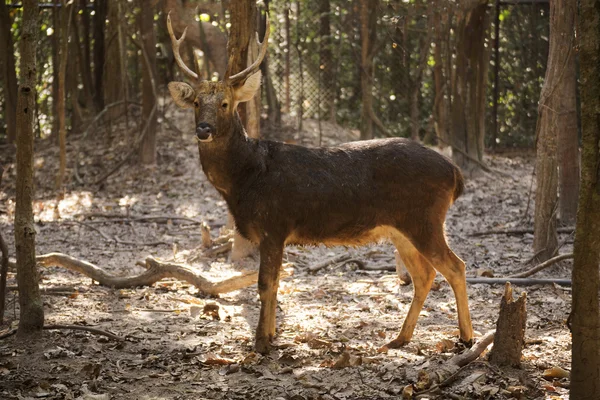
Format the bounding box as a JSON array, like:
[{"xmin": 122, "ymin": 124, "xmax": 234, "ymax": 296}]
[
  {"xmin": 167, "ymin": 11, "xmax": 199, "ymax": 81},
  {"xmin": 227, "ymin": 14, "xmax": 270, "ymax": 85}
]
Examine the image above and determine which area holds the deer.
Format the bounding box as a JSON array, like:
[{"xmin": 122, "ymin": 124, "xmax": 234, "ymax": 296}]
[{"xmin": 166, "ymin": 13, "xmax": 473, "ymax": 354}]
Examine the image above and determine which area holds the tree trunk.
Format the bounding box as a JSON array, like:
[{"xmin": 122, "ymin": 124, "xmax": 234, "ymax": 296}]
[
  {"xmin": 557, "ymin": 38, "xmax": 579, "ymax": 225},
  {"xmin": 56, "ymin": 0, "xmax": 73, "ymax": 190},
  {"xmin": 260, "ymin": 2, "xmax": 281, "ymax": 128},
  {"xmin": 75, "ymin": 0, "xmax": 95, "ymax": 112},
  {"xmin": 534, "ymin": 0, "xmax": 576, "ymax": 262},
  {"xmin": 488, "ymin": 283, "xmax": 527, "ymax": 367},
  {"xmin": 93, "ymin": 0, "xmax": 107, "ymax": 110},
  {"xmin": 359, "ymin": 0, "xmax": 377, "ymax": 140},
  {"xmin": 284, "ymin": 5, "xmax": 291, "ymax": 114},
  {"xmin": 164, "ymin": 0, "xmax": 228, "ymax": 78},
  {"xmin": 0, "ymin": 0, "xmax": 18, "ymax": 144},
  {"xmin": 139, "ymin": 3, "xmax": 157, "ymax": 164},
  {"xmin": 104, "ymin": 0, "xmax": 124, "ymax": 120},
  {"xmin": 15, "ymin": 0, "xmax": 44, "ymax": 337},
  {"xmin": 226, "ymin": 0, "xmax": 260, "ymax": 139},
  {"xmin": 432, "ymin": 8, "xmax": 451, "ymax": 147},
  {"xmin": 319, "ymin": 0, "xmax": 335, "ymax": 122},
  {"xmin": 570, "ymin": 0, "xmax": 600, "ymax": 396},
  {"xmin": 451, "ymin": 1, "xmax": 490, "ymax": 172}
]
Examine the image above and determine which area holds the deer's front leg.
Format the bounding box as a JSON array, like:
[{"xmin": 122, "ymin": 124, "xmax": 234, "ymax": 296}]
[{"xmin": 255, "ymin": 239, "xmax": 284, "ymax": 354}]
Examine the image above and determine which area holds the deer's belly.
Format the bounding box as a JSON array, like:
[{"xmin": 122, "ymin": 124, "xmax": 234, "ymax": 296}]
[{"xmin": 285, "ymin": 225, "xmax": 396, "ymax": 247}]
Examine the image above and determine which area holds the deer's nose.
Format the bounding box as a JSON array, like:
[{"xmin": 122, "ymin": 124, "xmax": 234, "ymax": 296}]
[{"xmin": 196, "ymin": 123, "xmax": 214, "ymax": 141}]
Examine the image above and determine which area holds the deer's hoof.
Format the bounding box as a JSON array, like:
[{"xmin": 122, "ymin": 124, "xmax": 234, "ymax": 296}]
[
  {"xmin": 255, "ymin": 337, "xmax": 272, "ymax": 354},
  {"xmin": 379, "ymin": 337, "xmax": 410, "ymax": 352}
]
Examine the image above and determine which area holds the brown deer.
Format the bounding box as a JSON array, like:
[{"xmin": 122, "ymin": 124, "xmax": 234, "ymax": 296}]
[{"xmin": 166, "ymin": 13, "xmax": 473, "ymax": 354}]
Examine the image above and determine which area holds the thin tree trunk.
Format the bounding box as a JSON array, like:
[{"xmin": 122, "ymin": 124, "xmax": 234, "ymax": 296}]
[
  {"xmin": 0, "ymin": 0, "xmax": 18, "ymax": 144},
  {"xmin": 534, "ymin": 0, "xmax": 576, "ymax": 262},
  {"xmin": 15, "ymin": 0, "xmax": 44, "ymax": 336},
  {"xmin": 451, "ymin": 1, "xmax": 490, "ymax": 172},
  {"xmin": 104, "ymin": 1, "xmax": 123, "ymax": 120},
  {"xmin": 75, "ymin": 0, "xmax": 95, "ymax": 111},
  {"xmin": 359, "ymin": 0, "xmax": 377, "ymax": 140},
  {"xmin": 319, "ymin": 0, "xmax": 335, "ymax": 122},
  {"xmin": 570, "ymin": 0, "xmax": 600, "ymax": 396},
  {"xmin": 56, "ymin": 1, "xmax": 73, "ymax": 190},
  {"xmin": 93, "ymin": 0, "xmax": 106, "ymax": 110},
  {"xmin": 284, "ymin": 5, "xmax": 291, "ymax": 114},
  {"xmin": 139, "ymin": 3, "xmax": 157, "ymax": 164},
  {"xmin": 557, "ymin": 41, "xmax": 579, "ymax": 225},
  {"xmin": 226, "ymin": 0, "xmax": 260, "ymax": 139}
]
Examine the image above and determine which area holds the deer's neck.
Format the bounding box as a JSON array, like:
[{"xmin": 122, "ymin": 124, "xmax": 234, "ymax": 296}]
[{"xmin": 198, "ymin": 123, "xmax": 262, "ymax": 199}]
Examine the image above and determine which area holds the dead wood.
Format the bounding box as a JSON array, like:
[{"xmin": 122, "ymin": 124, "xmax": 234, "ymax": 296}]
[
  {"xmin": 488, "ymin": 283, "xmax": 526, "ymax": 367},
  {"xmin": 470, "ymin": 227, "xmax": 574, "ymax": 237},
  {"xmin": 509, "ymin": 253, "xmax": 573, "ymax": 278},
  {"xmin": 35, "ymin": 252, "xmax": 291, "ymax": 295},
  {"xmin": 466, "ymin": 277, "xmax": 571, "ymax": 286},
  {"xmin": 203, "ymin": 242, "xmax": 233, "ymax": 257},
  {"xmin": 308, "ymin": 254, "xmax": 352, "ymax": 273},
  {"xmin": 1, "ymin": 324, "xmax": 122, "ymax": 341},
  {"xmin": 65, "ymin": 221, "xmax": 168, "ymax": 247},
  {"xmin": 415, "ymin": 331, "xmax": 496, "ymax": 397}
]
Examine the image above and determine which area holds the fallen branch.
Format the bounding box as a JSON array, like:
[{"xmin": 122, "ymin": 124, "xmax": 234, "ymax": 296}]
[
  {"xmin": 470, "ymin": 227, "xmax": 574, "ymax": 237},
  {"xmin": 0, "ymin": 324, "xmax": 123, "ymax": 341},
  {"xmin": 65, "ymin": 221, "xmax": 168, "ymax": 247},
  {"xmin": 35, "ymin": 252, "xmax": 291, "ymax": 295},
  {"xmin": 415, "ymin": 331, "xmax": 496, "ymax": 398},
  {"xmin": 467, "ymin": 277, "xmax": 571, "ymax": 286},
  {"xmin": 44, "ymin": 324, "xmax": 123, "ymax": 341},
  {"xmin": 509, "ymin": 253, "xmax": 574, "ymax": 278},
  {"xmin": 308, "ymin": 254, "xmax": 352, "ymax": 273}
]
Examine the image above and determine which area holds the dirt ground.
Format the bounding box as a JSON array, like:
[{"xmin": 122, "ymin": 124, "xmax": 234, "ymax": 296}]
[{"xmin": 0, "ymin": 106, "xmax": 572, "ymax": 399}]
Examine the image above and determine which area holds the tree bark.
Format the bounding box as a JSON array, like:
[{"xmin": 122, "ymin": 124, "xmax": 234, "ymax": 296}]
[
  {"xmin": 93, "ymin": 0, "xmax": 107, "ymax": 110},
  {"xmin": 450, "ymin": 1, "xmax": 490, "ymax": 172},
  {"xmin": 570, "ymin": 0, "xmax": 600, "ymax": 396},
  {"xmin": 104, "ymin": 0, "xmax": 124, "ymax": 120},
  {"xmin": 15, "ymin": 0, "xmax": 44, "ymax": 336},
  {"xmin": 534, "ymin": 0, "xmax": 576, "ymax": 262},
  {"xmin": 359, "ymin": 0, "xmax": 377, "ymax": 140},
  {"xmin": 0, "ymin": 0, "xmax": 18, "ymax": 144},
  {"xmin": 319, "ymin": 0, "xmax": 335, "ymax": 122},
  {"xmin": 226, "ymin": 0, "xmax": 260, "ymax": 139},
  {"xmin": 56, "ymin": 0, "xmax": 73, "ymax": 190},
  {"xmin": 164, "ymin": 0, "xmax": 228, "ymax": 78},
  {"xmin": 488, "ymin": 283, "xmax": 526, "ymax": 367},
  {"xmin": 139, "ymin": 3, "xmax": 157, "ymax": 164}
]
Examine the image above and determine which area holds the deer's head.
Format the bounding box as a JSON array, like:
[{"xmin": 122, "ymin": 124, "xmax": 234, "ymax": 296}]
[{"xmin": 166, "ymin": 12, "xmax": 269, "ymax": 144}]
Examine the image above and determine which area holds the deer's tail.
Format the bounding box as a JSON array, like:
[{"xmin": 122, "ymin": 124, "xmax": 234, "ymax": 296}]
[{"xmin": 453, "ymin": 166, "xmax": 465, "ymax": 202}]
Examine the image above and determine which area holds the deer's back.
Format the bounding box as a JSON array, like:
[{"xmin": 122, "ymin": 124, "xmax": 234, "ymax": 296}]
[{"xmin": 230, "ymin": 137, "xmax": 462, "ymax": 246}]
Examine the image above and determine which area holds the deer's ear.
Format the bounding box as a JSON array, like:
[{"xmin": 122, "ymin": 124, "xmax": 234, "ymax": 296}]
[
  {"xmin": 168, "ymin": 82, "xmax": 196, "ymax": 109},
  {"xmin": 233, "ymin": 71, "xmax": 261, "ymax": 104}
]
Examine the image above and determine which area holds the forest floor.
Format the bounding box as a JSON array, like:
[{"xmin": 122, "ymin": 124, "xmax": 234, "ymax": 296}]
[{"xmin": 0, "ymin": 105, "xmax": 573, "ymax": 399}]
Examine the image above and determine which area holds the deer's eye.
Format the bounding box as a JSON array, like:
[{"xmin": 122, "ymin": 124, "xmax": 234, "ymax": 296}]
[{"xmin": 221, "ymin": 102, "xmax": 228, "ymax": 109}]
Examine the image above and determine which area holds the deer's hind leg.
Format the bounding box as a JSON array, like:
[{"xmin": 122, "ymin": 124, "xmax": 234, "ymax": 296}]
[
  {"xmin": 382, "ymin": 232, "xmax": 436, "ymax": 350},
  {"xmin": 406, "ymin": 220, "xmax": 474, "ymax": 346}
]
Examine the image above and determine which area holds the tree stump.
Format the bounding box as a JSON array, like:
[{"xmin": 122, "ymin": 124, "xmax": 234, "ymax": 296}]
[{"xmin": 488, "ymin": 282, "xmax": 527, "ymax": 367}]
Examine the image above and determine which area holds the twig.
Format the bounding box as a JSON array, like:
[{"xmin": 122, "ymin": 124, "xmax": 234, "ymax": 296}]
[
  {"xmin": 467, "ymin": 277, "xmax": 571, "ymax": 286},
  {"xmin": 0, "ymin": 329, "xmax": 16, "ymax": 340},
  {"xmin": 203, "ymin": 242, "xmax": 233, "ymax": 257},
  {"xmin": 93, "ymin": 103, "xmax": 157, "ymax": 185},
  {"xmin": 509, "ymin": 253, "xmax": 573, "ymax": 278},
  {"xmin": 64, "ymin": 221, "xmax": 167, "ymax": 247},
  {"xmin": 43, "ymin": 324, "xmax": 122, "ymax": 341},
  {"xmin": 451, "ymin": 330, "xmax": 496, "ymax": 367},
  {"xmin": 470, "ymin": 227, "xmax": 574, "ymax": 237},
  {"xmin": 78, "ymin": 213, "xmax": 204, "ymax": 225},
  {"xmin": 308, "ymin": 254, "xmax": 352, "ymax": 273}
]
